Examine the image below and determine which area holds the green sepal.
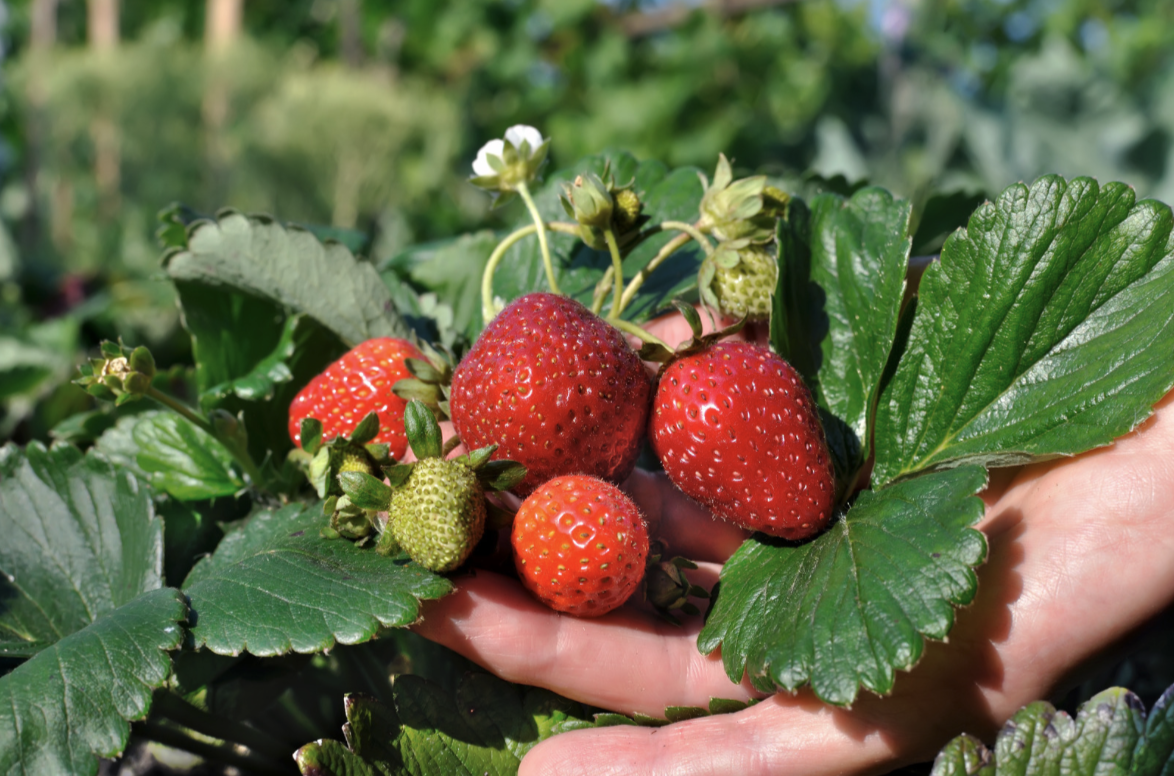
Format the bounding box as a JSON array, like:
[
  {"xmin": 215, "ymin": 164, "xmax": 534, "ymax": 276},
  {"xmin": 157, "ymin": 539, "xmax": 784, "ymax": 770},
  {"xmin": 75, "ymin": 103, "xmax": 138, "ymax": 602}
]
[
  {"xmin": 364, "ymin": 443, "xmax": 392, "ymax": 466},
  {"xmin": 391, "ymin": 378, "xmax": 441, "ymax": 404},
  {"xmin": 404, "ymin": 400, "xmax": 443, "ymax": 460},
  {"xmin": 405, "ymin": 358, "xmax": 442, "ymax": 384},
  {"xmin": 476, "ymin": 459, "xmax": 527, "ymax": 492},
  {"xmin": 673, "ymin": 299, "xmax": 703, "ymax": 337},
  {"xmin": 128, "ymin": 346, "xmax": 156, "ymax": 376},
  {"xmin": 339, "ymin": 471, "xmax": 394, "ymax": 511},
  {"xmin": 300, "ymin": 417, "xmax": 324, "ymax": 455},
  {"xmin": 329, "ymin": 497, "xmax": 376, "ymax": 540},
  {"xmin": 349, "ymin": 411, "xmax": 381, "ymax": 446},
  {"xmin": 375, "ymin": 525, "xmax": 401, "ymax": 557},
  {"xmin": 464, "ymin": 444, "xmax": 498, "ymax": 471},
  {"xmin": 383, "ymin": 463, "xmax": 414, "ymax": 489}
]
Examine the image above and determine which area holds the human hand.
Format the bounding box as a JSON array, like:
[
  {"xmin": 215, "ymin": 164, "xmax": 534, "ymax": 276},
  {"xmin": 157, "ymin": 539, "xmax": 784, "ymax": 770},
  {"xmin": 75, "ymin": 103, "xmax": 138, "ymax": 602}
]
[{"xmin": 413, "ymin": 311, "xmax": 1174, "ymax": 776}]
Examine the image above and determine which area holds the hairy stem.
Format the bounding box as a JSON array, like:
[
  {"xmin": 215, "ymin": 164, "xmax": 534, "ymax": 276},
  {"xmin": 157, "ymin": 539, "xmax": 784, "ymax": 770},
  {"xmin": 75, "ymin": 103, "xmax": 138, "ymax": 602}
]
[
  {"xmin": 607, "ymin": 317, "xmax": 672, "ymax": 350},
  {"xmin": 603, "ymin": 227, "xmax": 625, "ymax": 317},
  {"xmin": 619, "ymin": 230, "xmax": 693, "ymax": 314},
  {"xmin": 481, "ymin": 222, "xmax": 580, "ymax": 324},
  {"xmin": 515, "ymin": 181, "xmax": 560, "ymax": 295},
  {"xmin": 481, "ymin": 224, "xmax": 537, "ymax": 324},
  {"xmin": 659, "ymin": 220, "xmax": 714, "ymax": 257},
  {"xmin": 153, "ymin": 692, "xmax": 292, "ymax": 764},
  {"xmin": 138, "ymin": 722, "xmax": 293, "ymax": 776}
]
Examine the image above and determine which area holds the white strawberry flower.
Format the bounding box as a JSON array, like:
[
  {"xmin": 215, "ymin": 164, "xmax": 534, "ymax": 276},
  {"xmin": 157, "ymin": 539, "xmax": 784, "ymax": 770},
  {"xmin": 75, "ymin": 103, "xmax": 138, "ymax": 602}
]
[{"xmin": 469, "ymin": 125, "xmax": 550, "ymax": 205}]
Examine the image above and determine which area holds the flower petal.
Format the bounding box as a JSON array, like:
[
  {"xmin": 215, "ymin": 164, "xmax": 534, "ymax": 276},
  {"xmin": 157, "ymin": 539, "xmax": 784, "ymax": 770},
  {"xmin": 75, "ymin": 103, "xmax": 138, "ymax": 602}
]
[
  {"xmin": 504, "ymin": 125, "xmax": 545, "ymax": 156},
  {"xmin": 473, "ymin": 139, "xmax": 505, "ymax": 177}
]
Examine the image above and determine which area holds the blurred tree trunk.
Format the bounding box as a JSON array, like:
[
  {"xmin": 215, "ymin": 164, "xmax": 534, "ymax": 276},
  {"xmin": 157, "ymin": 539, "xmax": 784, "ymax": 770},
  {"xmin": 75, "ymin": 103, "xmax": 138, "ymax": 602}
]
[
  {"xmin": 339, "ymin": 0, "xmax": 363, "ymax": 67},
  {"xmin": 26, "ymin": 0, "xmax": 57, "ymax": 252},
  {"xmin": 334, "ymin": 0, "xmax": 364, "ymax": 225},
  {"xmin": 204, "ymin": 0, "xmax": 242, "ymax": 205},
  {"xmin": 88, "ymin": 0, "xmax": 121, "ymax": 219}
]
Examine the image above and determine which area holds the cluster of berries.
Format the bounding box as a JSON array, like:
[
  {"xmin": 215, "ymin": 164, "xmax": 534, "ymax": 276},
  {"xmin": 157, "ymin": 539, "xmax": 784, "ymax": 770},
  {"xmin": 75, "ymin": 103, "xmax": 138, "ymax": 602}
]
[{"xmin": 289, "ymin": 292, "xmax": 834, "ymax": 618}]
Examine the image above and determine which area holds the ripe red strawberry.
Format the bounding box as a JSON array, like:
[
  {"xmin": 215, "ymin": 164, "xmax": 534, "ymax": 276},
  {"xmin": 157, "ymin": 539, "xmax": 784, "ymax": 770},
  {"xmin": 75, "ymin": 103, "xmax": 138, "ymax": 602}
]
[
  {"xmin": 649, "ymin": 340, "xmax": 835, "ymax": 540},
  {"xmin": 288, "ymin": 337, "xmax": 424, "ymax": 458},
  {"xmin": 512, "ymin": 475, "xmax": 649, "ymax": 617},
  {"xmin": 449, "ymin": 293, "xmax": 651, "ymax": 496}
]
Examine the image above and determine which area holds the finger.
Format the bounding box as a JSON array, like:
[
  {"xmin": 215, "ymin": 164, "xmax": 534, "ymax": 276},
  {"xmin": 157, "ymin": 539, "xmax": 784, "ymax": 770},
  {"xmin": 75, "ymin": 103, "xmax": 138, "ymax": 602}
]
[
  {"xmin": 642, "ymin": 305, "xmax": 749, "ymax": 351},
  {"xmin": 520, "ymin": 693, "xmax": 899, "ymax": 776},
  {"xmin": 411, "ymin": 569, "xmax": 758, "ymax": 715},
  {"xmin": 621, "ymin": 469, "xmax": 749, "ymax": 563}
]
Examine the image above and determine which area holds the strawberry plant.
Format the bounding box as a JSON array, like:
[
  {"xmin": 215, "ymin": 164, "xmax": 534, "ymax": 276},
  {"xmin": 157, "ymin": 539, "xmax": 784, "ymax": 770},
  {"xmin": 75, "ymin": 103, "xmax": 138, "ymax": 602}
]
[{"xmin": 2, "ymin": 123, "xmax": 1174, "ymax": 776}]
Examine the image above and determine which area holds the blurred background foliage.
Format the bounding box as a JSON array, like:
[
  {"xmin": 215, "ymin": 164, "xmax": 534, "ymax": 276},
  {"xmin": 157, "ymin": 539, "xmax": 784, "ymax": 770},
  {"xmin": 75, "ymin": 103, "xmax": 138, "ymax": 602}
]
[
  {"xmin": 1, "ymin": 3, "xmax": 1173, "ymax": 770},
  {"xmin": 1, "ymin": 0, "xmax": 1173, "ymax": 440}
]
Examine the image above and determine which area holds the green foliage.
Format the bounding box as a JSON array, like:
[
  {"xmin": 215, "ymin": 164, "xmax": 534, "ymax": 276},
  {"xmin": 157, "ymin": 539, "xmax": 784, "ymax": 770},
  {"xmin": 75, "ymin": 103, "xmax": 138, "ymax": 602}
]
[
  {"xmin": 930, "ymin": 686, "xmax": 1174, "ymax": 776},
  {"xmin": 699, "ymin": 466, "xmax": 988, "ymax": 706},
  {"xmin": 773, "ymin": 187, "xmax": 912, "ymax": 477},
  {"xmin": 183, "ymin": 502, "xmax": 452, "ymax": 656},
  {"xmin": 164, "ymin": 211, "xmax": 408, "ymax": 347},
  {"xmin": 874, "ymin": 177, "xmax": 1174, "ymax": 486},
  {"xmin": 294, "ymin": 674, "xmax": 595, "ymax": 776},
  {"xmin": 93, "ymin": 410, "xmax": 244, "ymax": 501},
  {"xmin": 490, "ymin": 151, "xmax": 705, "ymax": 323},
  {"xmin": 0, "ymin": 588, "xmax": 188, "ymax": 776},
  {"xmin": 0, "ymin": 443, "xmax": 163, "ymax": 658}
]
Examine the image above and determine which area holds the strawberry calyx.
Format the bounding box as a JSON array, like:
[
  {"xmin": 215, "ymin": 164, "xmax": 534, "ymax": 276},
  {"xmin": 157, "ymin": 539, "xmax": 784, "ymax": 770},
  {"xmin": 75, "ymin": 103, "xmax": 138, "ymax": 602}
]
[
  {"xmin": 644, "ymin": 541, "xmax": 711, "ymax": 625},
  {"xmin": 391, "ymin": 339, "xmax": 455, "ymax": 420},
  {"xmin": 637, "ymin": 299, "xmax": 746, "ymax": 374},
  {"xmin": 334, "ymin": 400, "xmax": 526, "ymax": 562}
]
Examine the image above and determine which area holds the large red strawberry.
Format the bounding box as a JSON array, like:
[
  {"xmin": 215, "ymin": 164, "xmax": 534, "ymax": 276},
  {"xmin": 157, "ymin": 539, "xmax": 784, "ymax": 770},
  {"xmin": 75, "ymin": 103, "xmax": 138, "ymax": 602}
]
[
  {"xmin": 288, "ymin": 337, "xmax": 423, "ymax": 458},
  {"xmin": 449, "ymin": 293, "xmax": 651, "ymax": 496},
  {"xmin": 512, "ymin": 474, "xmax": 649, "ymax": 616},
  {"xmin": 649, "ymin": 336, "xmax": 835, "ymax": 541}
]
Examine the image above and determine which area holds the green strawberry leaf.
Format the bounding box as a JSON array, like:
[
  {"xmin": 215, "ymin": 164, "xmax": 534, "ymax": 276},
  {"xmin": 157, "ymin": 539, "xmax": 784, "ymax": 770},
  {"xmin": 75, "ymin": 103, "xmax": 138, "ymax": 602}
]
[
  {"xmin": 385, "ymin": 231, "xmax": 500, "ymax": 341},
  {"xmin": 0, "ymin": 443, "xmax": 163, "ymax": 659},
  {"xmin": 183, "ymin": 501, "xmax": 452, "ymax": 656},
  {"xmin": 93, "ymin": 410, "xmax": 244, "ymax": 501},
  {"xmin": 163, "ymin": 210, "xmax": 409, "ymax": 347},
  {"xmin": 200, "ymin": 309, "xmax": 299, "ymax": 407},
  {"xmin": 697, "ymin": 465, "xmax": 988, "ymax": 706},
  {"xmin": 874, "ymin": 176, "xmax": 1174, "ymax": 486},
  {"xmin": 489, "ymin": 151, "xmax": 706, "ymax": 321},
  {"xmin": 1136, "ymin": 684, "xmax": 1174, "ymax": 776},
  {"xmin": 294, "ymin": 674, "xmax": 594, "ymax": 776},
  {"xmin": 773, "ymin": 187, "xmax": 912, "ymax": 474},
  {"xmin": 930, "ymin": 686, "xmax": 1161, "ymax": 776},
  {"xmin": 0, "ymin": 588, "xmax": 188, "ymax": 776}
]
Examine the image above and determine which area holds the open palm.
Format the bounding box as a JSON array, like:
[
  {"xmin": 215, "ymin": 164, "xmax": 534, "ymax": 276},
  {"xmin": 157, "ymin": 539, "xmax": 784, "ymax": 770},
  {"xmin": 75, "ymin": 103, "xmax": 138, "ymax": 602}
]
[{"xmin": 414, "ymin": 311, "xmax": 1174, "ymax": 776}]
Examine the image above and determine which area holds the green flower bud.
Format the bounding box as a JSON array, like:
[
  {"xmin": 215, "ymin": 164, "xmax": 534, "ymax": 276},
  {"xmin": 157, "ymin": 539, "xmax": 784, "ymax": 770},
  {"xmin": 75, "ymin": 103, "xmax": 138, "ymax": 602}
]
[
  {"xmin": 74, "ymin": 340, "xmax": 157, "ymax": 403},
  {"xmin": 561, "ymin": 173, "xmax": 614, "ymax": 229},
  {"xmin": 468, "ymin": 125, "xmax": 550, "ymax": 207},
  {"xmin": 697, "ymin": 154, "xmax": 778, "ymax": 243}
]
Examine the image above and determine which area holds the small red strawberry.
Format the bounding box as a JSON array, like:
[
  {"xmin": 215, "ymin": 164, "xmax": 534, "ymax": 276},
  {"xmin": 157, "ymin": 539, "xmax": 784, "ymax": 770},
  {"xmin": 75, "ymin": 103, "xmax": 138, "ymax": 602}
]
[
  {"xmin": 288, "ymin": 337, "xmax": 424, "ymax": 459},
  {"xmin": 449, "ymin": 293, "xmax": 651, "ymax": 496},
  {"xmin": 648, "ymin": 309, "xmax": 835, "ymax": 540},
  {"xmin": 511, "ymin": 475, "xmax": 649, "ymax": 617}
]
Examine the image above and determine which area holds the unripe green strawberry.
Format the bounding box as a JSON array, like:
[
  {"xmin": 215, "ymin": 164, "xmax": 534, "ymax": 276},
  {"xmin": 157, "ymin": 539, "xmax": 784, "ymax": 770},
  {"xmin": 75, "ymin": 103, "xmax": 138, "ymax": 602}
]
[
  {"xmin": 334, "ymin": 399, "xmax": 527, "ymax": 572},
  {"xmin": 389, "ymin": 457, "xmax": 485, "ymax": 573},
  {"xmin": 708, "ymin": 243, "xmax": 778, "ymax": 321}
]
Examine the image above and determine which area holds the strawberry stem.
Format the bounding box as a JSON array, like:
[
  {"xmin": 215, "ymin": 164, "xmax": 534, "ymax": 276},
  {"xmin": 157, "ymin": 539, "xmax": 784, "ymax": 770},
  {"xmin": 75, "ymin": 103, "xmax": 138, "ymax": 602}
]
[
  {"xmin": 618, "ymin": 229, "xmax": 693, "ymax": 315},
  {"xmin": 481, "ymin": 221, "xmax": 580, "ymax": 324},
  {"xmin": 515, "ymin": 180, "xmax": 560, "ymax": 295},
  {"xmin": 603, "ymin": 226, "xmax": 625, "ymax": 316},
  {"xmin": 607, "ymin": 317, "xmax": 672, "ymax": 351},
  {"xmin": 659, "ymin": 220, "xmax": 714, "ymax": 257}
]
